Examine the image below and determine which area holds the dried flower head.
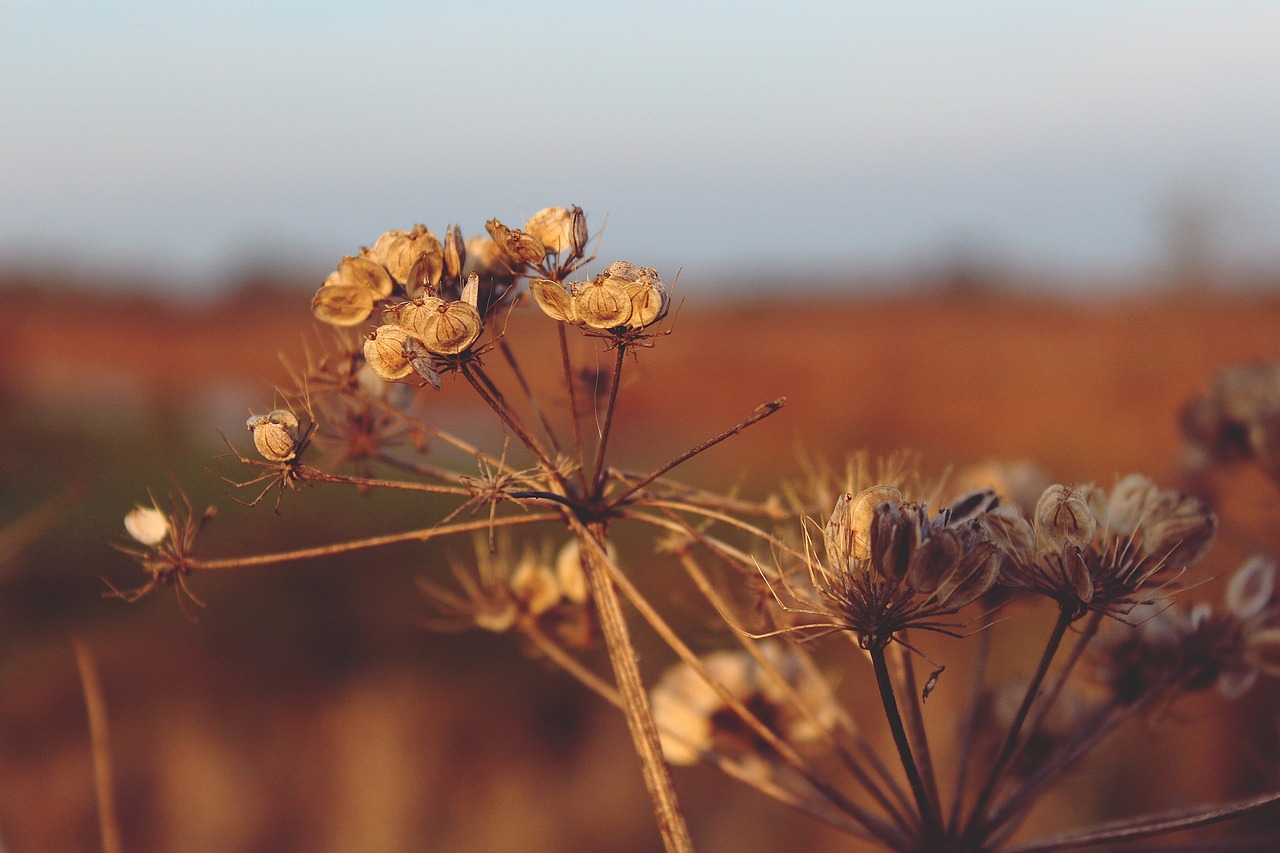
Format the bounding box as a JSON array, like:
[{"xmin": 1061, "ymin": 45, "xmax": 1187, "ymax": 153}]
[
  {"xmin": 650, "ymin": 642, "xmax": 839, "ymax": 766},
  {"xmin": 1181, "ymin": 360, "xmax": 1280, "ymax": 478},
  {"xmin": 529, "ymin": 262, "xmax": 668, "ymax": 334},
  {"xmin": 524, "ymin": 206, "xmax": 575, "ymax": 255},
  {"xmin": 247, "ymin": 409, "xmax": 302, "ymax": 462},
  {"xmin": 392, "ymin": 275, "xmax": 483, "ymax": 356}
]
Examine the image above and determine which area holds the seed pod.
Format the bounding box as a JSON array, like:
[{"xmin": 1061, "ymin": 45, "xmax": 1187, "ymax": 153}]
[
  {"xmin": 981, "ymin": 507, "xmax": 1035, "ymax": 559},
  {"xmin": 1139, "ymin": 490, "xmax": 1216, "ymax": 567},
  {"xmin": 364, "ymin": 324, "xmax": 414, "ymax": 381},
  {"xmin": 525, "ymin": 206, "xmax": 575, "ymax": 254},
  {"xmin": 444, "ymin": 224, "xmax": 466, "ymax": 280},
  {"xmin": 337, "ymin": 255, "xmax": 394, "ymax": 298},
  {"xmin": 1034, "ymin": 484, "xmax": 1097, "ymax": 551},
  {"xmin": 554, "ymin": 540, "xmax": 593, "ymax": 605},
  {"xmin": 1226, "ymin": 556, "xmax": 1276, "ymax": 622},
  {"xmin": 570, "ymin": 205, "xmax": 589, "ymax": 258},
  {"xmin": 124, "ymin": 505, "xmax": 169, "ymax": 546},
  {"xmin": 907, "ymin": 528, "xmax": 962, "ymax": 594},
  {"xmin": 571, "ymin": 274, "xmax": 632, "ymax": 329},
  {"xmin": 366, "ymin": 225, "xmax": 442, "ymax": 287},
  {"xmin": 530, "ymin": 278, "xmax": 575, "ymax": 323},
  {"xmin": 870, "ymin": 500, "xmax": 921, "ymax": 580},
  {"xmin": 511, "ymin": 558, "xmax": 561, "ymax": 617},
  {"xmin": 485, "ymin": 218, "xmax": 546, "ymax": 265},
  {"xmin": 848, "ymin": 485, "xmax": 904, "ymax": 561},
  {"xmin": 936, "ymin": 542, "xmax": 1001, "ymax": 608},
  {"xmin": 311, "ymin": 281, "xmax": 375, "ymax": 326},
  {"xmin": 1106, "ymin": 474, "xmax": 1159, "ymax": 536},
  {"xmin": 248, "ymin": 409, "xmax": 301, "ymax": 462},
  {"xmin": 823, "ymin": 493, "xmax": 854, "ymax": 569},
  {"xmin": 400, "ymin": 297, "xmax": 483, "ymax": 356}
]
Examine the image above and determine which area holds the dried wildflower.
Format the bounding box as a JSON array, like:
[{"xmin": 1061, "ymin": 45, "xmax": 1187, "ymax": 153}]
[
  {"xmin": 123, "ymin": 504, "xmax": 169, "ymax": 546},
  {"xmin": 247, "ymin": 409, "xmax": 301, "ymax": 462},
  {"xmin": 363, "ymin": 324, "xmax": 414, "ymax": 382},
  {"xmin": 364, "ymin": 224, "xmax": 444, "ymax": 287},
  {"xmin": 781, "ymin": 486, "xmax": 999, "ymax": 650},
  {"xmin": 1097, "ymin": 556, "xmax": 1280, "ymax": 703},
  {"xmin": 393, "ymin": 274, "xmax": 483, "ymax": 356},
  {"xmin": 524, "ymin": 206, "xmax": 575, "ymax": 255},
  {"xmin": 310, "ymin": 256, "xmax": 394, "ymax": 326},
  {"xmin": 995, "ymin": 478, "xmax": 1216, "ymax": 618},
  {"xmin": 485, "ymin": 218, "xmax": 545, "ymax": 265},
  {"xmin": 650, "ymin": 642, "xmax": 839, "ymax": 765},
  {"xmin": 529, "ymin": 262, "xmax": 668, "ymax": 334}
]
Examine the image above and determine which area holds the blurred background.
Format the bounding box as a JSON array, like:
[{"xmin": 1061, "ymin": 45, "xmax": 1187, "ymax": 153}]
[{"xmin": 3, "ymin": 2, "xmax": 1280, "ymax": 851}]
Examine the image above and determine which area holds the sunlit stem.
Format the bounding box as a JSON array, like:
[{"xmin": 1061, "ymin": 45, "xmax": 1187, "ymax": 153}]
[
  {"xmin": 870, "ymin": 643, "xmax": 942, "ymax": 843},
  {"xmin": 559, "ymin": 323, "xmax": 589, "ymax": 494},
  {"xmin": 298, "ymin": 467, "xmax": 471, "ymax": 496},
  {"xmin": 461, "ymin": 363, "xmax": 566, "ymax": 492},
  {"xmin": 964, "ymin": 604, "xmax": 1075, "ymax": 841},
  {"xmin": 589, "ymin": 345, "xmax": 627, "ymax": 500}
]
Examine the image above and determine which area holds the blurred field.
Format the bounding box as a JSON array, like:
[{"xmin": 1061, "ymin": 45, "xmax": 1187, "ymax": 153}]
[{"xmin": 2, "ymin": 279, "xmax": 1279, "ymax": 852}]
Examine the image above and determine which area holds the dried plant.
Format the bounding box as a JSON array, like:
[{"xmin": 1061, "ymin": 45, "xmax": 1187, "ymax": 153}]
[{"xmin": 110, "ymin": 209, "xmax": 1280, "ymax": 851}]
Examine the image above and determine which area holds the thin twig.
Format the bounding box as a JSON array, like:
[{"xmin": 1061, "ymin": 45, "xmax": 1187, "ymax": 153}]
[
  {"xmin": 558, "ymin": 323, "xmax": 589, "ymax": 494},
  {"xmin": 589, "ymin": 345, "xmax": 627, "ymax": 499},
  {"xmin": 871, "ymin": 644, "xmax": 942, "ymax": 843},
  {"xmin": 71, "ymin": 635, "xmax": 123, "ymax": 853}
]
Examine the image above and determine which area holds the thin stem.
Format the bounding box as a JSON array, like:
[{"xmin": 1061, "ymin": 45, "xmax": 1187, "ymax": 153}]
[
  {"xmin": 498, "ymin": 337, "xmax": 563, "ymax": 458},
  {"xmin": 186, "ymin": 513, "xmax": 559, "ymax": 571},
  {"xmin": 889, "ymin": 641, "xmax": 943, "ymax": 828},
  {"xmin": 72, "ymin": 635, "xmax": 123, "ymax": 853},
  {"xmin": 375, "ymin": 452, "xmax": 468, "ymax": 484},
  {"xmin": 462, "ymin": 363, "xmax": 565, "ymax": 489},
  {"xmin": 871, "ymin": 644, "xmax": 942, "ymax": 843},
  {"xmin": 964, "ymin": 604, "xmax": 1075, "ymax": 842},
  {"xmin": 572, "ymin": 519, "xmax": 694, "ymax": 853},
  {"xmin": 633, "ymin": 500, "xmax": 807, "ymax": 563},
  {"xmin": 298, "ymin": 467, "xmax": 471, "ymax": 495},
  {"xmin": 609, "ymin": 398, "xmax": 787, "ymax": 508},
  {"xmin": 589, "ymin": 345, "xmax": 627, "ymax": 500},
  {"xmin": 558, "ymin": 323, "xmax": 589, "ymax": 494}
]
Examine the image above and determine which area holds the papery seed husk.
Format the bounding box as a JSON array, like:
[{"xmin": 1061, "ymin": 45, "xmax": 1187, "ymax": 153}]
[
  {"xmin": 396, "ymin": 298, "xmax": 446, "ymax": 342},
  {"xmin": 525, "ymin": 206, "xmax": 574, "ymax": 254},
  {"xmin": 936, "ymin": 542, "xmax": 1001, "ymax": 608},
  {"xmin": 555, "ymin": 540, "xmax": 592, "ymax": 605},
  {"xmin": 624, "ymin": 280, "xmax": 668, "ymax": 328},
  {"xmin": 907, "ymin": 528, "xmax": 962, "ymax": 594},
  {"xmin": 124, "ymin": 505, "xmax": 169, "ymax": 546},
  {"xmin": 1106, "ymin": 474, "xmax": 1159, "ymax": 535},
  {"xmin": 444, "ymin": 225, "xmax": 466, "ymax": 280},
  {"xmin": 823, "ymin": 493, "xmax": 854, "ymax": 570},
  {"xmin": 1226, "ymin": 556, "xmax": 1276, "ymax": 622},
  {"xmin": 368, "ymin": 225, "xmax": 442, "ymax": 286},
  {"xmin": 849, "ymin": 485, "xmax": 903, "ymax": 561},
  {"xmin": 267, "ymin": 409, "xmax": 299, "ymax": 430},
  {"xmin": 572, "ymin": 278, "xmax": 632, "ymax": 329},
  {"xmin": 1140, "ymin": 493, "xmax": 1217, "ymax": 567},
  {"xmin": 530, "ymin": 278, "xmax": 575, "ymax": 323},
  {"xmin": 1062, "ymin": 545, "xmax": 1094, "ymax": 603},
  {"xmin": 253, "ymin": 421, "xmax": 299, "ymax": 462},
  {"xmin": 1034, "ymin": 484, "xmax": 1097, "ymax": 551},
  {"xmin": 420, "ymin": 302, "xmax": 483, "ymax": 355},
  {"xmin": 486, "ymin": 218, "xmax": 546, "ymax": 265},
  {"xmin": 944, "ymin": 488, "xmax": 1000, "ymax": 525},
  {"xmin": 982, "ymin": 507, "xmax": 1036, "ymax": 558},
  {"xmin": 570, "ymin": 205, "xmax": 588, "ymax": 257},
  {"xmin": 338, "ymin": 255, "xmax": 395, "ymax": 298},
  {"xmin": 870, "ymin": 501, "xmax": 919, "ymax": 580},
  {"xmin": 311, "ymin": 283, "xmax": 375, "ymax": 326},
  {"xmin": 406, "ymin": 251, "xmax": 442, "ymax": 299},
  {"xmin": 363, "ymin": 324, "xmax": 414, "ymax": 381},
  {"xmin": 402, "ymin": 336, "xmax": 442, "ymax": 389},
  {"xmin": 460, "ymin": 273, "xmax": 479, "ymax": 309}
]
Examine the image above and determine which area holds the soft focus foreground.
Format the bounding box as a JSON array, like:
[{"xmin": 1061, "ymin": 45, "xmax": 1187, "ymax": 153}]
[{"xmin": 2, "ymin": 274, "xmax": 1279, "ymax": 851}]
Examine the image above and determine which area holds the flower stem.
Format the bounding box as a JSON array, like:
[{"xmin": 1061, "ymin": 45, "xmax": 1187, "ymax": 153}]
[
  {"xmin": 589, "ymin": 345, "xmax": 627, "ymax": 500},
  {"xmin": 871, "ymin": 643, "xmax": 942, "ymax": 843}
]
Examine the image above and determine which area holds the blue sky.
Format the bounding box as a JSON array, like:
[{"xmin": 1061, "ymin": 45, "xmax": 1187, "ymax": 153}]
[{"xmin": 4, "ymin": 1, "xmax": 1280, "ymax": 290}]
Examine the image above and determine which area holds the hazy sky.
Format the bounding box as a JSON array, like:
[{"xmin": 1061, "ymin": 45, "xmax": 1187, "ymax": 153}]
[{"xmin": 4, "ymin": 1, "xmax": 1280, "ymax": 289}]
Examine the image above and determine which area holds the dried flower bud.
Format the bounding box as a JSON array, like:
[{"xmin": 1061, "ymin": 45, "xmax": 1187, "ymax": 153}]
[
  {"xmin": 248, "ymin": 409, "xmax": 301, "ymax": 462},
  {"xmin": 572, "ymin": 274, "xmax": 633, "ymax": 329},
  {"xmin": 524, "ymin": 206, "xmax": 574, "ymax": 254},
  {"xmin": 444, "ymin": 224, "xmax": 466, "ymax": 280},
  {"xmin": 1034, "ymin": 484, "xmax": 1097, "ymax": 551},
  {"xmin": 124, "ymin": 505, "xmax": 169, "ymax": 546},
  {"xmin": 570, "ymin": 205, "xmax": 589, "ymax": 258},
  {"xmin": 485, "ymin": 218, "xmax": 545, "ymax": 265},
  {"xmin": 311, "ymin": 279, "xmax": 376, "ymax": 326},
  {"xmin": 530, "ymin": 278, "xmax": 575, "ymax": 323},
  {"xmin": 848, "ymin": 485, "xmax": 903, "ymax": 561},
  {"xmin": 1106, "ymin": 474, "xmax": 1159, "ymax": 536},
  {"xmin": 363, "ymin": 324, "xmax": 414, "ymax": 382}
]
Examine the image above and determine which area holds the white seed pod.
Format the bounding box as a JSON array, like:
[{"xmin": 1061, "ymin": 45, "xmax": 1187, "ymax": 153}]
[
  {"xmin": 124, "ymin": 505, "xmax": 169, "ymax": 546},
  {"xmin": 363, "ymin": 324, "xmax": 414, "ymax": 381},
  {"xmin": 485, "ymin": 218, "xmax": 545, "ymax": 265},
  {"xmin": 248, "ymin": 409, "xmax": 301, "ymax": 462},
  {"xmin": 336, "ymin": 255, "xmax": 394, "ymax": 298},
  {"xmin": 525, "ymin": 206, "xmax": 575, "ymax": 254},
  {"xmin": 1034, "ymin": 484, "xmax": 1097, "ymax": 551},
  {"xmin": 311, "ymin": 282, "xmax": 375, "ymax": 326},
  {"xmin": 529, "ymin": 278, "xmax": 575, "ymax": 323},
  {"xmin": 571, "ymin": 275, "xmax": 632, "ymax": 329},
  {"xmin": 848, "ymin": 485, "xmax": 904, "ymax": 561}
]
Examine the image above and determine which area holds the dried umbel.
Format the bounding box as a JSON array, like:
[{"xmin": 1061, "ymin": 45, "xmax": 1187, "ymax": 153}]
[
  {"xmin": 123, "ymin": 505, "xmax": 169, "ymax": 547},
  {"xmin": 246, "ymin": 409, "xmax": 301, "ymax": 462},
  {"xmin": 790, "ymin": 486, "xmax": 1000, "ymax": 650},
  {"xmin": 993, "ymin": 477, "xmax": 1216, "ymax": 617},
  {"xmin": 392, "ymin": 274, "xmax": 483, "ymax": 356},
  {"xmin": 650, "ymin": 642, "xmax": 839, "ymax": 766},
  {"xmin": 530, "ymin": 261, "xmax": 669, "ymax": 333}
]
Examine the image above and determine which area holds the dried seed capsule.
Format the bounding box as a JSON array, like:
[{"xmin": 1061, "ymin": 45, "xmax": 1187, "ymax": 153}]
[
  {"xmin": 907, "ymin": 528, "xmax": 962, "ymax": 594},
  {"xmin": 311, "ymin": 281, "xmax": 375, "ymax": 326},
  {"xmin": 529, "ymin": 278, "xmax": 575, "ymax": 323},
  {"xmin": 1034, "ymin": 484, "xmax": 1097, "ymax": 551},
  {"xmin": 1105, "ymin": 474, "xmax": 1159, "ymax": 536},
  {"xmin": 624, "ymin": 277, "xmax": 668, "ymax": 328},
  {"xmin": 570, "ymin": 205, "xmax": 589, "ymax": 258},
  {"xmin": 525, "ymin": 206, "xmax": 575, "ymax": 254},
  {"xmin": 848, "ymin": 485, "xmax": 904, "ymax": 561},
  {"xmin": 870, "ymin": 500, "xmax": 921, "ymax": 580},
  {"xmin": 248, "ymin": 409, "xmax": 301, "ymax": 462},
  {"xmin": 1139, "ymin": 490, "xmax": 1216, "ymax": 567},
  {"xmin": 124, "ymin": 505, "xmax": 169, "ymax": 546},
  {"xmin": 399, "ymin": 297, "xmax": 482, "ymax": 355},
  {"xmin": 485, "ymin": 218, "xmax": 546, "ymax": 265},
  {"xmin": 364, "ymin": 324, "xmax": 414, "ymax": 381},
  {"xmin": 571, "ymin": 274, "xmax": 632, "ymax": 329},
  {"xmin": 510, "ymin": 558, "xmax": 561, "ymax": 617},
  {"xmin": 365, "ymin": 225, "xmax": 442, "ymax": 287},
  {"xmin": 336, "ymin": 255, "xmax": 394, "ymax": 298},
  {"xmin": 444, "ymin": 224, "xmax": 466, "ymax": 280}
]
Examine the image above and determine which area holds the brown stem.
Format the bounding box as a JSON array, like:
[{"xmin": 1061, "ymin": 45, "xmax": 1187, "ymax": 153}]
[
  {"xmin": 298, "ymin": 467, "xmax": 471, "ymax": 495},
  {"xmin": 558, "ymin": 323, "xmax": 589, "ymax": 493},
  {"xmin": 72, "ymin": 635, "xmax": 123, "ymax": 853},
  {"xmin": 589, "ymin": 345, "xmax": 627, "ymax": 500},
  {"xmin": 609, "ymin": 398, "xmax": 787, "ymax": 508},
  {"xmin": 871, "ymin": 644, "xmax": 941, "ymax": 843},
  {"xmin": 889, "ymin": 640, "xmax": 942, "ymax": 827}
]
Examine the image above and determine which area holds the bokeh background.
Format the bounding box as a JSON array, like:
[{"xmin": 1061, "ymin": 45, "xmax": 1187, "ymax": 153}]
[{"xmin": 3, "ymin": 2, "xmax": 1280, "ymax": 851}]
